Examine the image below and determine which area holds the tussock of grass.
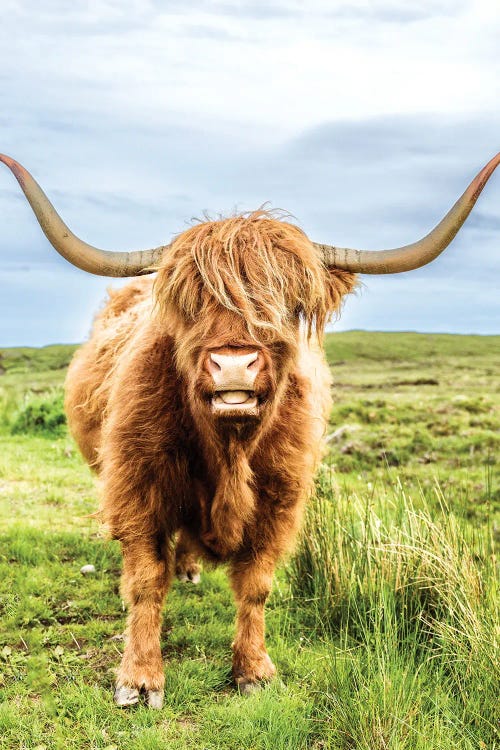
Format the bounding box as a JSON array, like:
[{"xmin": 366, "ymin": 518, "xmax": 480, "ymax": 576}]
[{"xmin": 288, "ymin": 471, "xmax": 499, "ymax": 748}]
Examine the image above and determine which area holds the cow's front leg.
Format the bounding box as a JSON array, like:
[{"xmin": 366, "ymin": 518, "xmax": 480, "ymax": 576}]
[
  {"xmin": 229, "ymin": 558, "xmax": 277, "ymax": 694},
  {"xmin": 114, "ymin": 536, "xmax": 173, "ymax": 709}
]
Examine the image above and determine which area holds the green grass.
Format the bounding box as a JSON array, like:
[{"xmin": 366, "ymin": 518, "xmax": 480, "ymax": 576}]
[{"xmin": 0, "ymin": 332, "xmax": 498, "ymax": 749}]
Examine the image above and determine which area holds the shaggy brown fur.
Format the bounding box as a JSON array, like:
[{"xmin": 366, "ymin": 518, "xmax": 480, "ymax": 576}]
[{"xmin": 65, "ymin": 211, "xmax": 357, "ymax": 703}]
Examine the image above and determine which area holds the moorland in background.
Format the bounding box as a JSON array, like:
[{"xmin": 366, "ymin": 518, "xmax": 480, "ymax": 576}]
[{"xmin": 0, "ymin": 331, "xmax": 498, "ymax": 749}]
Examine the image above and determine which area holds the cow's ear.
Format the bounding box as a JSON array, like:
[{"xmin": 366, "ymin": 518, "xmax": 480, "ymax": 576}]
[{"xmin": 324, "ymin": 269, "xmax": 358, "ymax": 315}]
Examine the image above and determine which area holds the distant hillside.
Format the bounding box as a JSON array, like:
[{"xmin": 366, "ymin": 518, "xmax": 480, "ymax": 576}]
[
  {"xmin": 323, "ymin": 330, "xmax": 500, "ymax": 364},
  {"xmin": 1, "ymin": 332, "xmax": 499, "ymax": 375},
  {"xmin": 0, "ymin": 344, "xmax": 78, "ymax": 375}
]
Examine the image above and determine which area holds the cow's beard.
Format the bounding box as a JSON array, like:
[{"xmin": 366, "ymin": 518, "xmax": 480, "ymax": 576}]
[
  {"xmin": 200, "ymin": 435, "xmax": 256, "ymax": 558},
  {"xmin": 186, "ymin": 369, "xmax": 290, "ymax": 558},
  {"xmin": 190, "ymin": 395, "xmax": 274, "ymax": 559}
]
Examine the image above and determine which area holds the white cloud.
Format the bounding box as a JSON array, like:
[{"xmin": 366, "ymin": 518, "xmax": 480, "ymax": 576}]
[{"xmin": 2, "ymin": 0, "xmax": 499, "ymax": 135}]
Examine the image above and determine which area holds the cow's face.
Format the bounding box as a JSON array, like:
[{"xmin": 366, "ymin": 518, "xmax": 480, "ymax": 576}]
[
  {"xmin": 153, "ymin": 212, "xmax": 356, "ymax": 430},
  {"xmin": 182, "ymin": 308, "xmax": 298, "ymax": 428},
  {"xmin": 158, "ymin": 302, "xmax": 297, "ymax": 435}
]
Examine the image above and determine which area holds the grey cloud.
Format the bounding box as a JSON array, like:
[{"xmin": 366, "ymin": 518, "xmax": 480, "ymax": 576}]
[
  {"xmin": 6, "ymin": 0, "xmax": 292, "ymax": 36},
  {"xmin": 0, "ymin": 189, "xmax": 23, "ymax": 203},
  {"xmin": 0, "ymin": 261, "xmax": 50, "ymax": 272},
  {"xmin": 4, "ymin": 1, "xmax": 153, "ymax": 35},
  {"xmin": 208, "ymin": 114, "xmax": 499, "ymax": 295},
  {"xmin": 148, "ymin": 0, "xmax": 466, "ymax": 23},
  {"xmin": 149, "ymin": 0, "xmax": 297, "ymax": 20},
  {"xmin": 277, "ymin": 114, "xmax": 500, "ymax": 232},
  {"xmin": 48, "ymin": 189, "xmax": 169, "ymax": 218},
  {"xmin": 13, "ymin": 0, "xmax": 465, "ymax": 29},
  {"xmin": 464, "ymin": 211, "xmax": 500, "ymax": 233},
  {"xmin": 179, "ymin": 23, "xmax": 243, "ymax": 40},
  {"xmin": 33, "ymin": 117, "xmax": 93, "ymax": 135},
  {"xmin": 287, "ymin": 114, "xmax": 498, "ymax": 165},
  {"xmin": 323, "ymin": 0, "xmax": 467, "ymax": 24}
]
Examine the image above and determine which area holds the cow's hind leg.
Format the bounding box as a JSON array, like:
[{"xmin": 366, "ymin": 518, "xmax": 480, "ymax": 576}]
[
  {"xmin": 114, "ymin": 536, "xmax": 173, "ymax": 709},
  {"xmin": 175, "ymin": 528, "xmax": 202, "ymax": 584}
]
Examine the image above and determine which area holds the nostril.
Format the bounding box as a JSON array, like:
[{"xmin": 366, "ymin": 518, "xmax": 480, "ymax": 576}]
[
  {"xmin": 247, "ymin": 352, "xmax": 260, "ymax": 371},
  {"xmin": 209, "ymin": 354, "xmax": 222, "ymax": 371}
]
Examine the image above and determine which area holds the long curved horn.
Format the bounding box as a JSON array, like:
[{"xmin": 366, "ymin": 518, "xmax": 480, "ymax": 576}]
[
  {"xmin": 314, "ymin": 151, "xmax": 500, "ymax": 274},
  {"xmin": 0, "ymin": 154, "xmax": 166, "ymax": 276}
]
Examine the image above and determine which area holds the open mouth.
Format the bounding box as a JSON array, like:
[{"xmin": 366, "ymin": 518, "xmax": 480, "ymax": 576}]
[{"xmin": 211, "ymin": 390, "xmax": 259, "ymax": 412}]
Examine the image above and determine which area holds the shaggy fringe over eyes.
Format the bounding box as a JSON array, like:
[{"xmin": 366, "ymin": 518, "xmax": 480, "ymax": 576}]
[{"xmin": 154, "ymin": 210, "xmax": 356, "ymax": 340}]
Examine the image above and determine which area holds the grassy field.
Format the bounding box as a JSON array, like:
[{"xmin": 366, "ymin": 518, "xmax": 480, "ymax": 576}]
[{"xmin": 0, "ymin": 332, "xmax": 498, "ymax": 749}]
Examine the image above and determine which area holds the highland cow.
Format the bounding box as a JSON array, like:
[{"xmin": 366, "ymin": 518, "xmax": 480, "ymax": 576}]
[{"xmin": 0, "ymin": 151, "xmax": 498, "ymax": 708}]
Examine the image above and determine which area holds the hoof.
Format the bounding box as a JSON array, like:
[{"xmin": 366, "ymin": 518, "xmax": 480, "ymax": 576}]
[
  {"xmin": 176, "ymin": 570, "xmax": 201, "ymax": 584},
  {"xmin": 114, "ymin": 685, "xmax": 164, "ymax": 709},
  {"xmin": 114, "ymin": 685, "xmax": 139, "ymax": 707},
  {"xmin": 236, "ymin": 678, "xmax": 262, "ymax": 696},
  {"xmin": 146, "ymin": 689, "xmax": 164, "ymax": 709},
  {"xmin": 233, "ymin": 652, "xmax": 276, "ymax": 695}
]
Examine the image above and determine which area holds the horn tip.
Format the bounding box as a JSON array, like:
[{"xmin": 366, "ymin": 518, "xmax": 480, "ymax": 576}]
[{"xmin": 0, "ymin": 154, "xmax": 29, "ymax": 186}]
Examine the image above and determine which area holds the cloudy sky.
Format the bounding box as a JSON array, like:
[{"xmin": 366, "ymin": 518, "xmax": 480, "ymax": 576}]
[{"xmin": 0, "ymin": 0, "xmax": 499, "ymax": 346}]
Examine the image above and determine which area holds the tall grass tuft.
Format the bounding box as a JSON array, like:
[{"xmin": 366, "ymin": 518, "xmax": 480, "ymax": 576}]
[
  {"xmin": 288, "ymin": 469, "xmax": 499, "ymax": 747},
  {"xmin": 10, "ymin": 387, "xmax": 66, "ymax": 436}
]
